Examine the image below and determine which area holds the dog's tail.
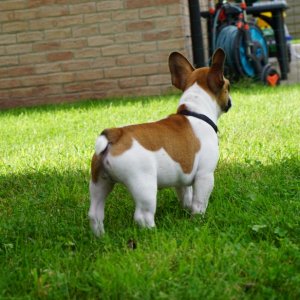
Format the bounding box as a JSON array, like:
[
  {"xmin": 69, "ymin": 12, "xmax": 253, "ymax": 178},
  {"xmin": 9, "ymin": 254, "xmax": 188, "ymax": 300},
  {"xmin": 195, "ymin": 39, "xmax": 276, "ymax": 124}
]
[
  {"xmin": 92, "ymin": 135, "xmax": 109, "ymax": 183},
  {"xmin": 95, "ymin": 128, "xmax": 123, "ymax": 155},
  {"xmin": 95, "ymin": 135, "xmax": 108, "ymax": 155}
]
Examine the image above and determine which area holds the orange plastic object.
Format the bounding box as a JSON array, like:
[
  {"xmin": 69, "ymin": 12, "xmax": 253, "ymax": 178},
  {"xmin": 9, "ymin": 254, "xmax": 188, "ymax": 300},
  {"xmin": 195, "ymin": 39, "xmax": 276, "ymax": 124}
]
[{"xmin": 267, "ymin": 74, "xmax": 280, "ymax": 86}]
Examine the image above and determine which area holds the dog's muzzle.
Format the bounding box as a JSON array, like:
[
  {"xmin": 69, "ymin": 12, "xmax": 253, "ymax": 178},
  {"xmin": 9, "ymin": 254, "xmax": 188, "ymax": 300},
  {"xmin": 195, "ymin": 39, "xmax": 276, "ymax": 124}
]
[{"xmin": 224, "ymin": 97, "xmax": 232, "ymax": 112}]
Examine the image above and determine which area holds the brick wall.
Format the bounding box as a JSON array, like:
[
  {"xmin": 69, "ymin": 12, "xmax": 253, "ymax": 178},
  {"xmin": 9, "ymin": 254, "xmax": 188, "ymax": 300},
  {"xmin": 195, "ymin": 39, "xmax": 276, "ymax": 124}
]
[
  {"xmin": 286, "ymin": 0, "xmax": 300, "ymax": 40},
  {"xmin": 0, "ymin": 0, "xmax": 193, "ymax": 109}
]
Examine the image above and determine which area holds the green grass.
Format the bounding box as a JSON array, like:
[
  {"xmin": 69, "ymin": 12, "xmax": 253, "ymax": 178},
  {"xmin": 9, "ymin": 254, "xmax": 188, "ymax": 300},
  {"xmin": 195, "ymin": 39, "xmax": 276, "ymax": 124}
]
[{"xmin": 0, "ymin": 84, "xmax": 299, "ymax": 299}]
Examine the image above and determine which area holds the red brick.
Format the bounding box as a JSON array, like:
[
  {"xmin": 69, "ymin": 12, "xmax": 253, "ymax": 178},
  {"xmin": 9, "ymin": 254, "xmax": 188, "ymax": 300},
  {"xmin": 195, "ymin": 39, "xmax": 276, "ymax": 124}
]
[
  {"xmin": 55, "ymin": 15, "xmax": 83, "ymax": 28},
  {"xmin": 0, "ymin": 78, "xmax": 21, "ymax": 89},
  {"xmin": 132, "ymin": 64, "xmax": 159, "ymax": 76},
  {"xmin": 158, "ymin": 39, "xmax": 185, "ymax": 50},
  {"xmin": 119, "ymin": 77, "xmax": 146, "ymax": 88},
  {"xmin": 88, "ymin": 36, "xmax": 113, "ymax": 47},
  {"xmin": 84, "ymin": 12, "xmax": 111, "ymax": 24},
  {"xmin": 30, "ymin": 15, "xmax": 83, "ymax": 30},
  {"xmin": 127, "ymin": 20, "xmax": 154, "ymax": 32},
  {"xmin": 47, "ymin": 73, "xmax": 75, "ymax": 84},
  {"xmin": 45, "ymin": 28, "xmax": 72, "ymax": 40},
  {"xmin": 0, "ymin": 90, "xmax": 11, "ymax": 100},
  {"xmin": 157, "ymin": 0, "xmax": 178, "ymax": 4},
  {"xmin": 100, "ymin": 22, "xmax": 125, "ymax": 34},
  {"xmin": 14, "ymin": 9, "xmax": 37, "ymax": 20},
  {"xmin": 76, "ymin": 69, "xmax": 103, "ymax": 81},
  {"xmin": 167, "ymin": 3, "xmax": 182, "ymax": 15},
  {"xmin": 33, "ymin": 41, "xmax": 61, "ymax": 52},
  {"xmin": 30, "ymin": 18, "xmax": 56, "ymax": 30},
  {"xmin": 21, "ymin": 75, "xmax": 48, "ymax": 87},
  {"xmin": 93, "ymin": 80, "xmax": 118, "ymax": 91},
  {"xmin": 32, "ymin": 85, "xmax": 63, "ymax": 96},
  {"xmin": 0, "ymin": 66, "xmax": 35, "ymax": 78},
  {"xmin": 37, "ymin": 5, "xmax": 69, "ymax": 18},
  {"xmin": 72, "ymin": 25, "xmax": 99, "ymax": 38},
  {"xmin": 47, "ymin": 51, "xmax": 73, "ymax": 62},
  {"xmin": 117, "ymin": 55, "xmax": 144, "ymax": 66},
  {"xmin": 64, "ymin": 82, "xmax": 93, "ymax": 93},
  {"xmin": 0, "ymin": 0, "xmax": 191, "ymax": 109},
  {"xmin": 61, "ymin": 38, "xmax": 87, "ymax": 49},
  {"xmin": 97, "ymin": 1, "xmax": 123, "ymax": 11},
  {"xmin": 140, "ymin": 7, "xmax": 167, "ymax": 19},
  {"xmin": 112, "ymin": 10, "xmax": 138, "ymax": 21},
  {"xmin": 0, "ymin": 11, "xmax": 15, "ymax": 22},
  {"xmin": 93, "ymin": 57, "xmax": 116, "ymax": 68},
  {"xmin": 1, "ymin": 34, "xmax": 17, "ymax": 45},
  {"xmin": 35, "ymin": 63, "xmax": 61, "ymax": 74},
  {"xmin": 104, "ymin": 67, "xmax": 131, "ymax": 78},
  {"xmin": 158, "ymin": 63, "xmax": 170, "ymax": 74},
  {"xmin": 143, "ymin": 30, "xmax": 172, "ymax": 41},
  {"xmin": 115, "ymin": 32, "xmax": 142, "ymax": 44},
  {"xmin": 17, "ymin": 31, "xmax": 44, "ymax": 42},
  {"xmin": 0, "ymin": 1, "xmax": 26, "ymax": 11},
  {"xmin": 10, "ymin": 87, "xmax": 34, "ymax": 98},
  {"xmin": 125, "ymin": 0, "xmax": 155, "ymax": 9},
  {"xmin": 28, "ymin": 0, "xmax": 73, "ymax": 8},
  {"xmin": 155, "ymin": 16, "xmax": 182, "ymax": 28},
  {"xmin": 69, "ymin": 2, "xmax": 96, "ymax": 15},
  {"xmin": 148, "ymin": 74, "xmax": 170, "ymax": 85},
  {"xmin": 102, "ymin": 44, "xmax": 128, "ymax": 56},
  {"xmin": 129, "ymin": 42, "xmax": 157, "ymax": 54},
  {"xmin": 74, "ymin": 48, "xmax": 100, "ymax": 59},
  {"xmin": 145, "ymin": 52, "xmax": 169, "ymax": 63},
  {"xmin": 61, "ymin": 60, "xmax": 91, "ymax": 72},
  {"xmin": 0, "ymin": 56, "xmax": 18, "ymax": 67},
  {"xmin": 2, "ymin": 22, "xmax": 28, "ymax": 32},
  {"xmin": 19, "ymin": 53, "xmax": 46, "ymax": 65},
  {"xmin": 6, "ymin": 44, "xmax": 32, "ymax": 55},
  {"xmin": 171, "ymin": 27, "xmax": 186, "ymax": 38}
]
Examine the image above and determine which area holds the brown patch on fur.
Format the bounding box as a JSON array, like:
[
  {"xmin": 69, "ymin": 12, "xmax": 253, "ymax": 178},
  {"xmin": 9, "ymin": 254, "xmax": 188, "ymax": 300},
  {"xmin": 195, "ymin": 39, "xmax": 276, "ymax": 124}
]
[
  {"xmin": 102, "ymin": 114, "xmax": 200, "ymax": 174},
  {"xmin": 101, "ymin": 128, "xmax": 123, "ymax": 144},
  {"xmin": 215, "ymin": 78, "xmax": 230, "ymax": 111},
  {"xmin": 176, "ymin": 104, "xmax": 188, "ymax": 114},
  {"xmin": 91, "ymin": 153, "xmax": 102, "ymax": 183}
]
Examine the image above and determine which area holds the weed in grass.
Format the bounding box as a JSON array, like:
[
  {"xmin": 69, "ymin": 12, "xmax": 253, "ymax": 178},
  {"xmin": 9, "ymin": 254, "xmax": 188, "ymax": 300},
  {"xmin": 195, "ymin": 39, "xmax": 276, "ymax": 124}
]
[{"xmin": 0, "ymin": 85, "xmax": 299, "ymax": 299}]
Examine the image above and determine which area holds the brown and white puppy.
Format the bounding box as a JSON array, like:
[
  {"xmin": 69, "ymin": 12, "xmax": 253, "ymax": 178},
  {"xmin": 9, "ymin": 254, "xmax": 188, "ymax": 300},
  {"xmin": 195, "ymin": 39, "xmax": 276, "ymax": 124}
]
[{"xmin": 89, "ymin": 48, "xmax": 231, "ymax": 236}]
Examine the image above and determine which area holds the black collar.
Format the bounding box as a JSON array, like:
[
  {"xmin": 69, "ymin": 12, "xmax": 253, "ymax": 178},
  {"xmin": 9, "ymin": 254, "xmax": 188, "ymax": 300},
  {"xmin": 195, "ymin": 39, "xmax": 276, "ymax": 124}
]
[{"xmin": 179, "ymin": 109, "xmax": 218, "ymax": 134}]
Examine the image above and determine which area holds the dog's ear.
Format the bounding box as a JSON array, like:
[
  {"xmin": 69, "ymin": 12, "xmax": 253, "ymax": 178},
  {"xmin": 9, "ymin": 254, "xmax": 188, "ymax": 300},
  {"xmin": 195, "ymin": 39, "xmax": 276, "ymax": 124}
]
[
  {"xmin": 207, "ymin": 48, "xmax": 226, "ymax": 93},
  {"xmin": 169, "ymin": 52, "xmax": 194, "ymax": 91}
]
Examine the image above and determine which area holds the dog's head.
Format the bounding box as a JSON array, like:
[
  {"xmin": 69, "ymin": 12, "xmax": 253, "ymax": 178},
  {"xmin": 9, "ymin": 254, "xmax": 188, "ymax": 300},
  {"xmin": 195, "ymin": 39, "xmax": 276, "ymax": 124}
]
[{"xmin": 169, "ymin": 48, "xmax": 231, "ymax": 113}]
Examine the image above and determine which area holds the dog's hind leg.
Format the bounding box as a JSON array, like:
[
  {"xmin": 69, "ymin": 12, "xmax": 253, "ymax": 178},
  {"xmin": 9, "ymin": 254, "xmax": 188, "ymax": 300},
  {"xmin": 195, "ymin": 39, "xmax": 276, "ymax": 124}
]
[
  {"xmin": 88, "ymin": 154, "xmax": 114, "ymax": 236},
  {"xmin": 89, "ymin": 178, "xmax": 114, "ymax": 236},
  {"xmin": 127, "ymin": 176, "xmax": 157, "ymax": 228}
]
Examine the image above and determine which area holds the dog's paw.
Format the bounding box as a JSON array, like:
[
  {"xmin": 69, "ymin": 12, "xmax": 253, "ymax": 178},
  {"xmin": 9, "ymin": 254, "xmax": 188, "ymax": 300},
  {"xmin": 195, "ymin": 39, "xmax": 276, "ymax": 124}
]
[
  {"xmin": 134, "ymin": 210, "xmax": 155, "ymax": 228},
  {"xmin": 89, "ymin": 218, "xmax": 105, "ymax": 237},
  {"xmin": 191, "ymin": 202, "xmax": 207, "ymax": 215}
]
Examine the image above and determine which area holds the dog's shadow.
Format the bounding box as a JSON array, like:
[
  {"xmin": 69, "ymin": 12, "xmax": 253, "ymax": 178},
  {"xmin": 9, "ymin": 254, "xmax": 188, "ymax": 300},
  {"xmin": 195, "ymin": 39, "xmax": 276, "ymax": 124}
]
[{"xmin": 1, "ymin": 155, "xmax": 298, "ymax": 246}]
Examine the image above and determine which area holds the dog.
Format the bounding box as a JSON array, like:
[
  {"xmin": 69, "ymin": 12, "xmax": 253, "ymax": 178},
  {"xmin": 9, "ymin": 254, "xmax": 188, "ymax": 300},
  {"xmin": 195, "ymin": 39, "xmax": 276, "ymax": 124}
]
[{"xmin": 88, "ymin": 48, "xmax": 232, "ymax": 236}]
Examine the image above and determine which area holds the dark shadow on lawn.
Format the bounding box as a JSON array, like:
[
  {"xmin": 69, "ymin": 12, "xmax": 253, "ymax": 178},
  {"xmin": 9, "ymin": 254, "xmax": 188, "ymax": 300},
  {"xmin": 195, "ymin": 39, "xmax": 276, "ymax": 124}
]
[
  {"xmin": 0, "ymin": 93, "xmax": 179, "ymax": 117},
  {"xmin": 0, "ymin": 156, "xmax": 298, "ymax": 247}
]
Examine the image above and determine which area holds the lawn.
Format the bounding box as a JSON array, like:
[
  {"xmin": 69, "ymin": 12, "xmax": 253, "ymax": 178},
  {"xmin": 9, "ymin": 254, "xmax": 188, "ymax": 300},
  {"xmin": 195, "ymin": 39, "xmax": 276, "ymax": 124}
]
[{"xmin": 0, "ymin": 84, "xmax": 299, "ymax": 299}]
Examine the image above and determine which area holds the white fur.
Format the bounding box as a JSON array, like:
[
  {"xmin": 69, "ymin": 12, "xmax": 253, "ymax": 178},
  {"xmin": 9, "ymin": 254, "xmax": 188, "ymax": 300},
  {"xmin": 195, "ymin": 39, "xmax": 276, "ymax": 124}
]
[
  {"xmin": 179, "ymin": 82, "xmax": 222, "ymax": 123},
  {"xmin": 95, "ymin": 135, "xmax": 108, "ymax": 155},
  {"xmin": 89, "ymin": 82, "xmax": 226, "ymax": 236}
]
